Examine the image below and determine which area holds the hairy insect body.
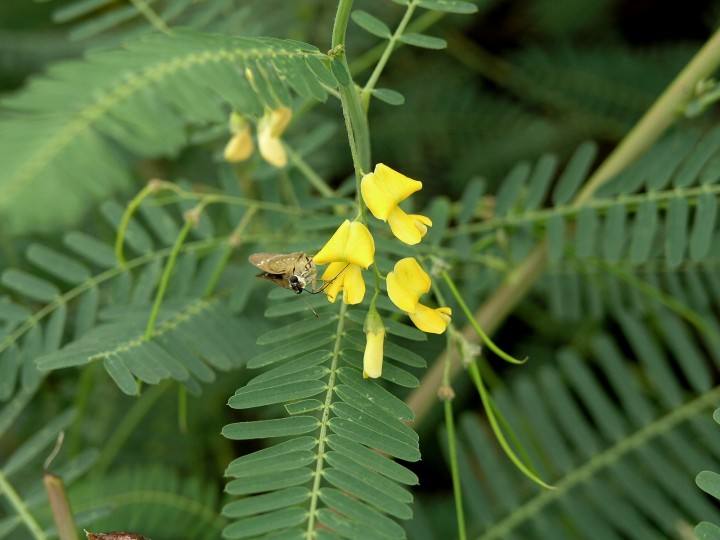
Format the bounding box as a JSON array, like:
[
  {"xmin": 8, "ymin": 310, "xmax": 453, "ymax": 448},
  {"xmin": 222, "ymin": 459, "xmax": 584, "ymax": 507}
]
[{"xmin": 249, "ymin": 252, "xmax": 316, "ymax": 294}]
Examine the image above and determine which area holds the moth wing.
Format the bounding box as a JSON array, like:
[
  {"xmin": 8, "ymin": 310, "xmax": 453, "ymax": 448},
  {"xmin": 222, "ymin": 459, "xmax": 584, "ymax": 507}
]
[
  {"xmin": 249, "ymin": 252, "xmax": 302, "ymax": 274},
  {"xmin": 256, "ymin": 272, "xmax": 290, "ymax": 289}
]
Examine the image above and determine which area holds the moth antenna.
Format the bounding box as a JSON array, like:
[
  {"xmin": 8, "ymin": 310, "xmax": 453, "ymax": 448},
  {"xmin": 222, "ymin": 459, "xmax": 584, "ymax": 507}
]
[
  {"xmin": 307, "ymin": 264, "xmax": 350, "ymax": 294},
  {"xmin": 302, "ymin": 295, "xmax": 320, "ymax": 318}
]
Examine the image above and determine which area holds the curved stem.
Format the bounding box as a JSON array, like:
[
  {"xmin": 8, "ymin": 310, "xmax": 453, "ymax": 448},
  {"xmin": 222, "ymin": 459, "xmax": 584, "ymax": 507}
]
[
  {"xmin": 286, "ymin": 145, "xmax": 336, "ymax": 198},
  {"xmin": 204, "ymin": 207, "xmax": 258, "ymax": 297},
  {"xmin": 115, "ymin": 182, "xmax": 158, "ymax": 267},
  {"xmin": 144, "ymin": 219, "xmax": 193, "ymax": 339},
  {"xmin": 442, "ymin": 271, "xmax": 526, "ymax": 365},
  {"xmin": 468, "ymin": 362, "xmax": 553, "ymax": 490}
]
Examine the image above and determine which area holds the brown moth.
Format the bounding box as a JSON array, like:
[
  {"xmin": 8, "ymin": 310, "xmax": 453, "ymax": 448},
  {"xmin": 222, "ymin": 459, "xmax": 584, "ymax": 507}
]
[{"xmin": 249, "ymin": 252, "xmax": 317, "ymax": 294}]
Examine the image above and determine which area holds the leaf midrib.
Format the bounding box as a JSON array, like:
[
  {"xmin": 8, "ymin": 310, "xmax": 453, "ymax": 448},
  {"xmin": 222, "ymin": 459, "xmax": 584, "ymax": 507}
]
[{"xmin": 305, "ymin": 302, "xmax": 347, "ymax": 538}]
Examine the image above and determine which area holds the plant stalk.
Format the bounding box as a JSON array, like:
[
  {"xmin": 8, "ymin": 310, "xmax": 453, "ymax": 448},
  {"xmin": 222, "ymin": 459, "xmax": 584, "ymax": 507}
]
[
  {"xmin": 408, "ymin": 24, "xmax": 720, "ymax": 424},
  {"xmin": 44, "ymin": 473, "xmax": 79, "ymax": 540},
  {"xmin": 332, "ymin": 0, "xmax": 372, "ymax": 179}
]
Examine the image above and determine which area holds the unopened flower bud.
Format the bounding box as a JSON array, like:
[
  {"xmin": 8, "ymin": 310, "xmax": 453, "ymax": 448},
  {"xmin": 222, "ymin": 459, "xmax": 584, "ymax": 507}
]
[{"xmin": 363, "ymin": 305, "xmax": 385, "ymax": 379}]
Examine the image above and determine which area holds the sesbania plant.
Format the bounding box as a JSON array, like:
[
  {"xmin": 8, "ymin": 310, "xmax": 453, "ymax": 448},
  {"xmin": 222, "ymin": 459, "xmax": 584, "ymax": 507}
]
[{"xmin": 4, "ymin": 1, "xmax": 720, "ymax": 540}]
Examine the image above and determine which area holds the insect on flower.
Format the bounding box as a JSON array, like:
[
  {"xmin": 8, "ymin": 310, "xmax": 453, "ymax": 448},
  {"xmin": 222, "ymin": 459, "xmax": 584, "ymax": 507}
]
[{"xmin": 248, "ymin": 252, "xmax": 348, "ymax": 295}]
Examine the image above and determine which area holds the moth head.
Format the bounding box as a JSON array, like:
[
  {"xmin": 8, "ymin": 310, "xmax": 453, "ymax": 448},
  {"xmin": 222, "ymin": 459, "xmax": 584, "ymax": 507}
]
[{"xmin": 289, "ymin": 275, "xmax": 304, "ymax": 294}]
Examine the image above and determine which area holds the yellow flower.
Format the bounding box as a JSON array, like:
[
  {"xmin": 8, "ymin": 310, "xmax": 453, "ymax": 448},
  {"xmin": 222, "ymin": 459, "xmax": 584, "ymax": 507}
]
[
  {"xmin": 321, "ymin": 262, "xmax": 365, "ymax": 305},
  {"xmin": 409, "ymin": 304, "xmax": 452, "ymax": 335},
  {"xmin": 361, "ymin": 164, "xmax": 432, "ymax": 245},
  {"xmin": 314, "ymin": 220, "xmax": 375, "ymax": 269},
  {"xmin": 387, "ymin": 257, "xmax": 451, "ymax": 334},
  {"xmin": 223, "ymin": 113, "xmax": 254, "ymax": 163},
  {"xmin": 258, "ymin": 106, "xmax": 292, "ymax": 168},
  {"xmin": 314, "ymin": 220, "xmax": 375, "ymax": 305},
  {"xmin": 363, "ymin": 307, "xmax": 385, "ymax": 379}
]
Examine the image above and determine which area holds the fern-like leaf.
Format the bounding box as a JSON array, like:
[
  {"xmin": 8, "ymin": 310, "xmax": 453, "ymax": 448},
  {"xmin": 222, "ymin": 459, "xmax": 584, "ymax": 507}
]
[
  {"xmin": 221, "ymin": 291, "xmax": 424, "ymax": 539},
  {"xmin": 0, "ymin": 30, "xmax": 336, "ymax": 234},
  {"xmin": 446, "ymin": 318, "xmax": 720, "ymax": 539}
]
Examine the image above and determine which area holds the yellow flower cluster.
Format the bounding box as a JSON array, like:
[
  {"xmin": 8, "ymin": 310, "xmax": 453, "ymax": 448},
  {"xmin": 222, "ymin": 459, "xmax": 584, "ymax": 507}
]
[
  {"xmin": 313, "ymin": 164, "xmax": 452, "ymax": 379},
  {"xmin": 224, "ymin": 107, "xmax": 292, "ymax": 168}
]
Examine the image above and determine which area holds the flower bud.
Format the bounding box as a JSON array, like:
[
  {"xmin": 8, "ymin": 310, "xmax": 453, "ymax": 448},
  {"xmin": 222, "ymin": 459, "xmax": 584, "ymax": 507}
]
[
  {"xmin": 258, "ymin": 107, "xmax": 292, "ymax": 168},
  {"xmin": 363, "ymin": 307, "xmax": 385, "ymax": 379},
  {"xmin": 224, "ymin": 112, "xmax": 253, "ymax": 162}
]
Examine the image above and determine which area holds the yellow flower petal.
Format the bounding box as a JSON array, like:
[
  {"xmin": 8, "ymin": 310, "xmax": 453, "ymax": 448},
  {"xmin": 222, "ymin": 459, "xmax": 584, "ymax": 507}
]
[
  {"xmin": 341, "ymin": 264, "xmax": 365, "ymax": 304},
  {"xmin": 409, "ymin": 304, "xmax": 452, "ymax": 334},
  {"xmin": 321, "ymin": 262, "xmax": 347, "ymax": 303},
  {"xmin": 386, "ymin": 257, "xmax": 431, "ymax": 313},
  {"xmin": 313, "ymin": 220, "xmax": 374, "ymax": 269},
  {"xmin": 263, "ymin": 107, "xmax": 292, "ymax": 138},
  {"xmin": 223, "ymin": 128, "xmax": 254, "ymax": 163},
  {"xmin": 361, "ymin": 163, "xmax": 423, "ymax": 221},
  {"xmin": 258, "ymin": 133, "xmax": 287, "ymax": 167},
  {"xmin": 387, "ymin": 207, "xmax": 432, "ymax": 245},
  {"xmin": 363, "ymin": 327, "xmax": 385, "ymax": 379},
  {"xmin": 320, "ymin": 263, "xmax": 365, "ymax": 304}
]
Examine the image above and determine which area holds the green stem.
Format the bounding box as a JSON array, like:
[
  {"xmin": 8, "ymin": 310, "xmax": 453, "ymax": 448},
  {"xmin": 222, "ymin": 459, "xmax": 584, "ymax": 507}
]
[
  {"xmin": 203, "ymin": 207, "xmax": 257, "ymax": 297},
  {"xmin": 333, "ymin": 0, "xmax": 372, "ymax": 180},
  {"xmin": 444, "ymin": 399, "xmax": 466, "ymax": 540},
  {"xmin": 467, "ymin": 362, "xmax": 552, "ymax": 490},
  {"xmin": 144, "ymin": 219, "xmax": 193, "ymax": 339},
  {"xmin": 0, "ymin": 471, "xmax": 47, "ymax": 540},
  {"xmin": 360, "ymin": 0, "xmax": 418, "ymax": 107},
  {"xmin": 115, "ymin": 182, "xmax": 158, "ymax": 267},
  {"xmin": 94, "ymin": 382, "xmax": 169, "ymax": 475},
  {"xmin": 286, "ymin": 145, "xmax": 336, "ymax": 198},
  {"xmin": 575, "ymin": 27, "xmax": 720, "ymax": 204},
  {"xmin": 442, "ymin": 271, "xmax": 526, "ymax": 365},
  {"xmin": 149, "ymin": 181, "xmax": 306, "ymax": 215},
  {"xmin": 351, "ymin": 8, "xmax": 443, "ymax": 75},
  {"xmin": 440, "ymin": 328, "xmax": 466, "ymax": 540}
]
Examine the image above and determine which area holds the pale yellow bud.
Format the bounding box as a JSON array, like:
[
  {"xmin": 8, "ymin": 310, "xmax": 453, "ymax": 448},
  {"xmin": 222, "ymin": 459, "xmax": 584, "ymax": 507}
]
[
  {"xmin": 258, "ymin": 107, "xmax": 292, "ymax": 168},
  {"xmin": 224, "ymin": 128, "xmax": 254, "ymax": 162},
  {"xmin": 362, "ymin": 308, "xmax": 385, "ymax": 379}
]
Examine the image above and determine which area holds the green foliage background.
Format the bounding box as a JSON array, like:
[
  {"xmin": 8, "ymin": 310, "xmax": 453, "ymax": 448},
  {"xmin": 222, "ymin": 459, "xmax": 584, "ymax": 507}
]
[{"xmin": 1, "ymin": 1, "xmax": 720, "ymax": 539}]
